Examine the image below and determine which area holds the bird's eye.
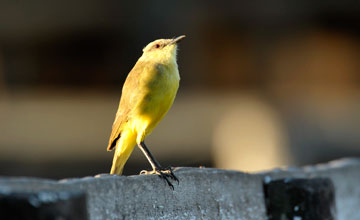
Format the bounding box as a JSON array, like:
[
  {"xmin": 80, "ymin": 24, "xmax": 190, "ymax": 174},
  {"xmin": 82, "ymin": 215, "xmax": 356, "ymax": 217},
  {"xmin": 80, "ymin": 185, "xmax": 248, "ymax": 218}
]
[{"xmin": 155, "ymin": 44, "xmax": 160, "ymax": 48}]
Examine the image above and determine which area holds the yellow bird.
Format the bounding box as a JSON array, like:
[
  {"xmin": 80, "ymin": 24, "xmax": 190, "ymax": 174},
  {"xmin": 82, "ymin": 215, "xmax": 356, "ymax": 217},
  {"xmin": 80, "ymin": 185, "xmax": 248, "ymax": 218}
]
[{"xmin": 107, "ymin": 35, "xmax": 185, "ymax": 188}]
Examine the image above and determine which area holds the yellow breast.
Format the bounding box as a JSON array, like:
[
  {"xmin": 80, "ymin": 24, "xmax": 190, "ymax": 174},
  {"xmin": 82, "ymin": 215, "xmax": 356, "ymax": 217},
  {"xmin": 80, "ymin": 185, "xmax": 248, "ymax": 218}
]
[{"xmin": 130, "ymin": 61, "xmax": 179, "ymax": 142}]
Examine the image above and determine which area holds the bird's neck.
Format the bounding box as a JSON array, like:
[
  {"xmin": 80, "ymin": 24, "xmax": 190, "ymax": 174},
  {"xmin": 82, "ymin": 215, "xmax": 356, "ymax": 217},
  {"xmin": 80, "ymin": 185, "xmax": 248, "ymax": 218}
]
[{"xmin": 140, "ymin": 49, "xmax": 177, "ymax": 65}]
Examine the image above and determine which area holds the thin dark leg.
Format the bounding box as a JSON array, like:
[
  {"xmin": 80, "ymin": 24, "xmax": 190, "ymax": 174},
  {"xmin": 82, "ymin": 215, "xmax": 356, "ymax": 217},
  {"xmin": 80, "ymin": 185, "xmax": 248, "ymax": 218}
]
[
  {"xmin": 138, "ymin": 142, "xmax": 161, "ymax": 169},
  {"xmin": 138, "ymin": 141, "xmax": 179, "ymax": 189}
]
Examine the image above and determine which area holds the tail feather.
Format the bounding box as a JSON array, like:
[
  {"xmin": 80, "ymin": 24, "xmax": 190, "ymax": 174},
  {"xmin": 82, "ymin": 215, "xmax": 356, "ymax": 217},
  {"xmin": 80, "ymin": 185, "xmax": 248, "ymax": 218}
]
[{"xmin": 110, "ymin": 131, "xmax": 136, "ymax": 175}]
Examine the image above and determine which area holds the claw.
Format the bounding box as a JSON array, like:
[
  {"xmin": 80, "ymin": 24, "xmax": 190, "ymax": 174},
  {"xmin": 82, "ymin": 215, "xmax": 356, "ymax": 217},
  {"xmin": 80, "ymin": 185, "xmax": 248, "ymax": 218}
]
[
  {"xmin": 159, "ymin": 174, "xmax": 174, "ymax": 190},
  {"xmin": 165, "ymin": 166, "xmax": 179, "ymax": 183},
  {"xmin": 140, "ymin": 166, "xmax": 179, "ymax": 189}
]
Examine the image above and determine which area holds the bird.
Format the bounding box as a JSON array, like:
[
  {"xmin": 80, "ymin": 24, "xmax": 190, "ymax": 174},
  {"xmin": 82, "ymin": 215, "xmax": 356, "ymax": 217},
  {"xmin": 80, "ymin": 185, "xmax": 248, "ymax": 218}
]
[{"xmin": 107, "ymin": 35, "xmax": 185, "ymax": 188}]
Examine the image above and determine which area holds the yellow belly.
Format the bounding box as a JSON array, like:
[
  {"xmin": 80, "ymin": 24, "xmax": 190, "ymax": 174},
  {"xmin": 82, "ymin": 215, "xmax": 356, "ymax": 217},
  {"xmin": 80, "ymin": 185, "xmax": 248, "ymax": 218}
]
[{"xmin": 130, "ymin": 64, "xmax": 179, "ymax": 144}]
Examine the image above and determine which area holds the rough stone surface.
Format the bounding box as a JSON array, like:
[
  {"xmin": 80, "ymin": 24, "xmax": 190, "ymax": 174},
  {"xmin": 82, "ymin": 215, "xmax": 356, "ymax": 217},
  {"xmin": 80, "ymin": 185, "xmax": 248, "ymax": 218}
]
[{"xmin": 0, "ymin": 158, "xmax": 359, "ymax": 220}]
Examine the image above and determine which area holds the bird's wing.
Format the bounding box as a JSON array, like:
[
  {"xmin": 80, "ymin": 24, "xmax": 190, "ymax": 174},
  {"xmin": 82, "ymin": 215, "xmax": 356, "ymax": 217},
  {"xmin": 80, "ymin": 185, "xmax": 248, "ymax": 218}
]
[{"xmin": 107, "ymin": 60, "xmax": 149, "ymax": 151}]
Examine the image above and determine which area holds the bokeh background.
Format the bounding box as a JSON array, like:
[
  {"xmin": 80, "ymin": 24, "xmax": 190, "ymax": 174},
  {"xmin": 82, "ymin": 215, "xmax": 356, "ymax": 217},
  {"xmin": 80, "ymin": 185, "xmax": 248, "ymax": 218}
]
[{"xmin": 0, "ymin": 1, "xmax": 359, "ymax": 179}]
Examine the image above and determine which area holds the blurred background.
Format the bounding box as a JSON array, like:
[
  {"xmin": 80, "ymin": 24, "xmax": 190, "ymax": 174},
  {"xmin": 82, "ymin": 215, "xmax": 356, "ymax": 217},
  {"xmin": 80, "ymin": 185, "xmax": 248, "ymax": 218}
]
[{"xmin": 0, "ymin": 0, "xmax": 359, "ymax": 179}]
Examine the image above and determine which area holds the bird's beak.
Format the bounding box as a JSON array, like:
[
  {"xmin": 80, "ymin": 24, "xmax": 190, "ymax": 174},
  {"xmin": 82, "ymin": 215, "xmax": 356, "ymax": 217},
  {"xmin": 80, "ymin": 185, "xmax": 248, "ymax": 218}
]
[{"xmin": 170, "ymin": 35, "xmax": 186, "ymax": 45}]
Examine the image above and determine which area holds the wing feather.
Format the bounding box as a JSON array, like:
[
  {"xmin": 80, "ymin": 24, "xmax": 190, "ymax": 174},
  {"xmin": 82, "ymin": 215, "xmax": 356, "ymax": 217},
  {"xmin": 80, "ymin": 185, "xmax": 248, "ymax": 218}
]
[{"xmin": 107, "ymin": 60, "xmax": 147, "ymax": 151}]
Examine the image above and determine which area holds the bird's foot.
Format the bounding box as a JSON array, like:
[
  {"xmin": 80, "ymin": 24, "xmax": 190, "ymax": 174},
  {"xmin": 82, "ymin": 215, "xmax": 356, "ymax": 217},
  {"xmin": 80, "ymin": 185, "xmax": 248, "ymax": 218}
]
[{"xmin": 140, "ymin": 166, "xmax": 179, "ymax": 189}]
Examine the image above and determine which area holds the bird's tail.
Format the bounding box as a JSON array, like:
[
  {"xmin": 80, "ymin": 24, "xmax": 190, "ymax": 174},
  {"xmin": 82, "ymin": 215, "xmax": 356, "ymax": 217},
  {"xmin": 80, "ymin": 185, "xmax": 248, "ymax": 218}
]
[{"xmin": 110, "ymin": 131, "xmax": 137, "ymax": 175}]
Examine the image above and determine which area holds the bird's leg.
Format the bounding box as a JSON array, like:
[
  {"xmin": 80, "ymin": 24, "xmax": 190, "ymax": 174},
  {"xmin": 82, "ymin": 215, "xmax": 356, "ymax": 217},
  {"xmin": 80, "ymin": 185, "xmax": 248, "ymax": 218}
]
[{"xmin": 137, "ymin": 141, "xmax": 178, "ymax": 188}]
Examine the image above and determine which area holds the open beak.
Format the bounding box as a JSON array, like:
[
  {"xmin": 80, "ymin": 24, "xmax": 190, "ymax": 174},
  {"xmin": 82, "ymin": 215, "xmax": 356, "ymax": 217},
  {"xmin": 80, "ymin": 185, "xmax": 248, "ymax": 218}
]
[{"xmin": 170, "ymin": 35, "xmax": 186, "ymax": 45}]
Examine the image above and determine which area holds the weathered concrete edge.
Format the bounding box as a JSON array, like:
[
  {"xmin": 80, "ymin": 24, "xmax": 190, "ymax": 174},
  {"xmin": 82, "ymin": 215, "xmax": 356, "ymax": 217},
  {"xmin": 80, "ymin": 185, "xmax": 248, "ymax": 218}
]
[
  {"xmin": 0, "ymin": 158, "xmax": 359, "ymax": 220},
  {"xmin": 258, "ymin": 158, "xmax": 360, "ymax": 220}
]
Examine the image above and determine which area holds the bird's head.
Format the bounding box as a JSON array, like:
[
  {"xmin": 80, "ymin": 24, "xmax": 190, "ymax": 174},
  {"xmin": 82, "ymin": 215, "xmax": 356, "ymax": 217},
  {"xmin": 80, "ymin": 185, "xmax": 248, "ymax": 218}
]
[{"xmin": 140, "ymin": 35, "xmax": 186, "ymax": 63}]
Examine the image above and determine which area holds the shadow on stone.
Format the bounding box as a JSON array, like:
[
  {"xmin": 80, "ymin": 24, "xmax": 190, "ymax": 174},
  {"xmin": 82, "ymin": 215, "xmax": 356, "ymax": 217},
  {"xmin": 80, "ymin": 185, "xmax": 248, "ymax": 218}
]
[
  {"xmin": 263, "ymin": 178, "xmax": 336, "ymax": 220},
  {"xmin": 0, "ymin": 190, "xmax": 87, "ymax": 220}
]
